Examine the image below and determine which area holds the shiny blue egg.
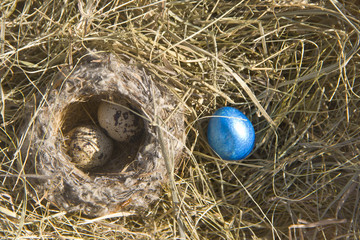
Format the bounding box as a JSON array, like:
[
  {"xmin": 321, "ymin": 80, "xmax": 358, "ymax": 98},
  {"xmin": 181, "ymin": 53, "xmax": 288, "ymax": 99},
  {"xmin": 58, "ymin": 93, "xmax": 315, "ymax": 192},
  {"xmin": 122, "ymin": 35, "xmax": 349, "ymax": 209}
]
[{"xmin": 207, "ymin": 107, "xmax": 255, "ymax": 160}]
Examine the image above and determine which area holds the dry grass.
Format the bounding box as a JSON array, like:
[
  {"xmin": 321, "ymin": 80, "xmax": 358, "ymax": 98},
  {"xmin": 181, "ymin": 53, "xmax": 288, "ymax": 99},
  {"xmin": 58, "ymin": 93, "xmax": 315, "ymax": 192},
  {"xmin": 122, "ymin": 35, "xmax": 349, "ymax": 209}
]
[{"xmin": 1, "ymin": 0, "xmax": 360, "ymax": 239}]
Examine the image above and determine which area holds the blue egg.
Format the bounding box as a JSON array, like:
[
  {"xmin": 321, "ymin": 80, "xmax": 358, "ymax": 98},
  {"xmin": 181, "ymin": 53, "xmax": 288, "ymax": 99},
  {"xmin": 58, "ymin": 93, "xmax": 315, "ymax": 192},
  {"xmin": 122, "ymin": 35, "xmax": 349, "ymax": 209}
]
[{"xmin": 207, "ymin": 107, "xmax": 255, "ymax": 160}]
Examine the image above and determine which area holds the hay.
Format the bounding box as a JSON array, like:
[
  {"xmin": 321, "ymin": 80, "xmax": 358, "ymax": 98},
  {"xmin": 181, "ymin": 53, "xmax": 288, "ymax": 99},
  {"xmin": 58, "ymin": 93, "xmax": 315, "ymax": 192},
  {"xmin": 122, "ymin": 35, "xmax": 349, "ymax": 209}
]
[{"xmin": 1, "ymin": 0, "xmax": 360, "ymax": 239}]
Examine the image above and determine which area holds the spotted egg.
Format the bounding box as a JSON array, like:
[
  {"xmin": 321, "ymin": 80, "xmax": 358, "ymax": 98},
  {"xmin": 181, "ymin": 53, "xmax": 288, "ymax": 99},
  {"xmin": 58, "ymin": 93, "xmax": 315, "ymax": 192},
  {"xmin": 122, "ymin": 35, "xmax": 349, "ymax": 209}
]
[
  {"xmin": 97, "ymin": 101, "xmax": 143, "ymax": 142},
  {"xmin": 67, "ymin": 125, "xmax": 113, "ymax": 170}
]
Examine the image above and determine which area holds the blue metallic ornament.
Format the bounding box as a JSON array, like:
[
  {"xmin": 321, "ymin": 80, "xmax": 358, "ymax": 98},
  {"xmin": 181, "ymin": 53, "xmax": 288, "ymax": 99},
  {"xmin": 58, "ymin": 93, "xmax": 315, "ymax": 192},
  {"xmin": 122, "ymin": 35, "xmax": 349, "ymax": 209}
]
[{"xmin": 207, "ymin": 107, "xmax": 255, "ymax": 160}]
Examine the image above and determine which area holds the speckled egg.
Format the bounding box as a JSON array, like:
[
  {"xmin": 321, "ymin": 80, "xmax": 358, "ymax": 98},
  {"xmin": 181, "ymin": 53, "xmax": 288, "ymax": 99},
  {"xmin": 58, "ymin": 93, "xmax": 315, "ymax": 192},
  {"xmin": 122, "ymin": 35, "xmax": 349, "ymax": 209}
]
[
  {"xmin": 207, "ymin": 106, "xmax": 255, "ymax": 160},
  {"xmin": 67, "ymin": 125, "xmax": 113, "ymax": 170},
  {"xmin": 97, "ymin": 101, "xmax": 143, "ymax": 142}
]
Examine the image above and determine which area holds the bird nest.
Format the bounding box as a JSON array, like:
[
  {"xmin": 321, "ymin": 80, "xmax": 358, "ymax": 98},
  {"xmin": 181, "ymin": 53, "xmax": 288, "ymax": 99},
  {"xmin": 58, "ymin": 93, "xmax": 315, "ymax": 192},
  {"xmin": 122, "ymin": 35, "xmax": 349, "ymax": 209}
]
[{"xmin": 20, "ymin": 52, "xmax": 184, "ymax": 217}]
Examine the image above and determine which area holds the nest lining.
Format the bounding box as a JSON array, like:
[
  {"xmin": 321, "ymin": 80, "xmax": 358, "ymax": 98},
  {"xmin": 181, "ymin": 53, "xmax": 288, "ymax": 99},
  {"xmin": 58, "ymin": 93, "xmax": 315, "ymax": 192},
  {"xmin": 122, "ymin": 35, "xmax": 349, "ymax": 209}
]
[{"xmin": 21, "ymin": 52, "xmax": 184, "ymax": 217}]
